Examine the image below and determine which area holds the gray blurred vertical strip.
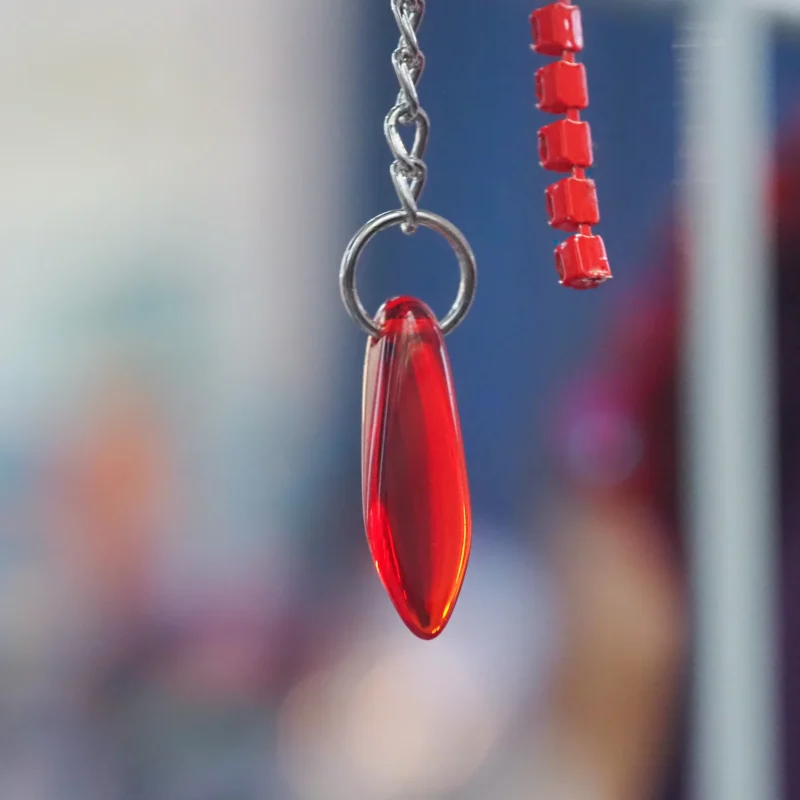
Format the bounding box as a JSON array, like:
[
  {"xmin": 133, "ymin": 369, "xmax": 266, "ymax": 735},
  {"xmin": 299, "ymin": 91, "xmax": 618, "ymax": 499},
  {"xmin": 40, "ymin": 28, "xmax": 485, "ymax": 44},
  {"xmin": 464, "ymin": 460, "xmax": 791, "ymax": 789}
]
[{"xmin": 683, "ymin": 2, "xmax": 780, "ymax": 799}]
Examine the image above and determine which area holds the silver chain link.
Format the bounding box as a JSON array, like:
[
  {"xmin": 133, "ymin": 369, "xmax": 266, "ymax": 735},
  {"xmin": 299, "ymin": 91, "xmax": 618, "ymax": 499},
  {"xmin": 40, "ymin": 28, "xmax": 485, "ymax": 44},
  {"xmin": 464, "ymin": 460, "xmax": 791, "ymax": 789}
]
[{"xmin": 386, "ymin": 0, "xmax": 429, "ymax": 234}]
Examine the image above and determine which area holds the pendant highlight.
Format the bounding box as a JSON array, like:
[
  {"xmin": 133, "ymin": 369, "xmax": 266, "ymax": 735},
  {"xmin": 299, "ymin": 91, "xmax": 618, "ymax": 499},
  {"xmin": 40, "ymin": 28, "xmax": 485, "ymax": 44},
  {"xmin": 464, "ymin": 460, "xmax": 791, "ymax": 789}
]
[{"xmin": 362, "ymin": 297, "xmax": 471, "ymax": 640}]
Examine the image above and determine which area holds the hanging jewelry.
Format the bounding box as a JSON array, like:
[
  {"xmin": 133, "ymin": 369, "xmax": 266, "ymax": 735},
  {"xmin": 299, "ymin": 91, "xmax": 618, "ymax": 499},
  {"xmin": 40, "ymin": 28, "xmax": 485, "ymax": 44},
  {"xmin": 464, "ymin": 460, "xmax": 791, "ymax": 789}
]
[{"xmin": 339, "ymin": 0, "xmax": 476, "ymax": 640}]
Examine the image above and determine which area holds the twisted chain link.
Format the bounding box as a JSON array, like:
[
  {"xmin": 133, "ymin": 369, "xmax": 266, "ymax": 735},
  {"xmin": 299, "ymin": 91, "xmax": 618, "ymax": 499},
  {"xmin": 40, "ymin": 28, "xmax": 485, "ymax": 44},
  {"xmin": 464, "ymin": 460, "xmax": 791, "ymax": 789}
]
[{"xmin": 386, "ymin": 0, "xmax": 429, "ymax": 233}]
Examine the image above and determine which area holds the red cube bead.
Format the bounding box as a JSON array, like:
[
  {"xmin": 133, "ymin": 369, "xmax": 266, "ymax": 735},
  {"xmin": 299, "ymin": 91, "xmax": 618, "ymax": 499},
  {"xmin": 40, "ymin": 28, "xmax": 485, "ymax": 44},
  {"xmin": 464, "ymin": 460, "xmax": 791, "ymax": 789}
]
[
  {"xmin": 546, "ymin": 176, "xmax": 600, "ymax": 232},
  {"xmin": 530, "ymin": 3, "xmax": 584, "ymax": 56},
  {"xmin": 555, "ymin": 233, "xmax": 611, "ymax": 289},
  {"xmin": 538, "ymin": 119, "xmax": 593, "ymax": 172},
  {"xmin": 536, "ymin": 60, "xmax": 589, "ymax": 114}
]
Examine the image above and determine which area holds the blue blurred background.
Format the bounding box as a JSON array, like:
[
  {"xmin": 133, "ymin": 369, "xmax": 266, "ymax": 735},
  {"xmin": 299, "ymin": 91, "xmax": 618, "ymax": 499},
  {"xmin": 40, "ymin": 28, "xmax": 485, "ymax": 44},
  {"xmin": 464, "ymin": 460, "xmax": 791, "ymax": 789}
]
[{"xmin": 0, "ymin": 1, "xmax": 797, "ymax": 798}]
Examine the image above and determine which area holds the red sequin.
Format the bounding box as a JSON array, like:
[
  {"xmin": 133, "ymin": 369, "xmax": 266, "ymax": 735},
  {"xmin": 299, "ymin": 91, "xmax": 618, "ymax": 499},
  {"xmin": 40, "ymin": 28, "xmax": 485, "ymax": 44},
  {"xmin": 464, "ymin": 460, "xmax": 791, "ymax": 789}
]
[
  {"xmin": 362, "ymin": 297, "xmax": 471, "ymax": 640},
  {"xmin": 536, "ymin": 60, "xmax": 589, "ymax": 114},
  {"xmin": 538, "ymin": 118, "xmax": 594, "ymax": 172},
  {"xmin": 546, "ymin": 176, "xmax": 600, "ymax": 232},
  {"xmin": 530, "ymin": 3, "xmax": 584, "ymax": 56},
  {"xmin": 555, "ymin": 233, "xmax": 611, "ymax": 289}
]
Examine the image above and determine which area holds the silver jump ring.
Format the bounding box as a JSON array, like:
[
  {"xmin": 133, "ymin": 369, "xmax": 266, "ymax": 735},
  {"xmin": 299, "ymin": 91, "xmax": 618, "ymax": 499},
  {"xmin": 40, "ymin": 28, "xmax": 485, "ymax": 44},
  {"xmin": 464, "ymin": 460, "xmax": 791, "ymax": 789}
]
[{"xmin": 340, "ymin": 209, "xmax": 477, "ymax": 338}]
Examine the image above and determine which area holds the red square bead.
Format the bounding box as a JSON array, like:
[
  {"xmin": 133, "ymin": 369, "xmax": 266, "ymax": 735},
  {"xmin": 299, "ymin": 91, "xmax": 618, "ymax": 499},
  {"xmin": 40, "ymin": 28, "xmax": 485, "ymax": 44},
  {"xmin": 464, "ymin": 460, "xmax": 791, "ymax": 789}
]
[
  {"xmin": 538, "ymin": 119, "xmax": 593, "ymax": 172},
  {"xmin": 555, "ymin": 234, "xmax": 611, "ymax": 289},
  {"xmin": 546, "ymin": 176, "xmax": 600, "ymax": 232},
  {"xmin": 536, "ymin": 60, "xmax": 589, "ymax": 114},
  {"xmin": 530, "ymin": 3, "xmax": 584, "ymax": 56}
]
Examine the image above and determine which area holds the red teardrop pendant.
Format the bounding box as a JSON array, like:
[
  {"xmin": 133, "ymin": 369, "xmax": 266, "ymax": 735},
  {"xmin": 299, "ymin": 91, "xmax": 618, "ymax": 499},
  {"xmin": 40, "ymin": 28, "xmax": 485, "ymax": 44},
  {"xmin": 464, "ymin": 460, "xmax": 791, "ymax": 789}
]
[{"xmin": 362, "ymin": 296, "xmax": 471, "ymax": 640}]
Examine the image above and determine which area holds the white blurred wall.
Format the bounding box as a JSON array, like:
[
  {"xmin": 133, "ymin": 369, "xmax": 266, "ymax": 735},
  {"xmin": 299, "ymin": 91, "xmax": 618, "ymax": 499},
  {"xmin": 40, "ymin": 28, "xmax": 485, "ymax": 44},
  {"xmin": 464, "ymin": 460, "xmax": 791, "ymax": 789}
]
[
  {"xmin": 0, "ymin": 0, "xmax": 360, "ymax": 702},
  {"xmin": 0, "ymin": 0, "xmax": 357, "ymax": 551}
]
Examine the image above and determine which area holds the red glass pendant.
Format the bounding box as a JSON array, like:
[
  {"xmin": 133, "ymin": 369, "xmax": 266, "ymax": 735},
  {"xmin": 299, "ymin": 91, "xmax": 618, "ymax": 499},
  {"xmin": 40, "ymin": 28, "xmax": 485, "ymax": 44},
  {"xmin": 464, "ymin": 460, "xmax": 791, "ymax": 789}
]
[{"xmin": 362, "ymin": 296, "xmax": 471, "ymax": 640}]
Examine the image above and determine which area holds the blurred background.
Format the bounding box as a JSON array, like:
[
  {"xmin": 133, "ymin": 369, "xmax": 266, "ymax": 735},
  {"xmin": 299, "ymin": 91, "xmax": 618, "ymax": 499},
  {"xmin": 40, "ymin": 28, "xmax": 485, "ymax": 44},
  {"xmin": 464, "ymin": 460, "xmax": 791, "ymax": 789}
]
[{"xmin": 0, "ymin": 0, "xmax": 797, "ymax": 798}]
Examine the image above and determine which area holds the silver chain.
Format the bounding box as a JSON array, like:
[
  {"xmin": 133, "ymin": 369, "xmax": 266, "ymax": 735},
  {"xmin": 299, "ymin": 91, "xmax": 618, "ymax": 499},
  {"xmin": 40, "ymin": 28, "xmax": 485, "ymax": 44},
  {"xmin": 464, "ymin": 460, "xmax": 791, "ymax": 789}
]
[
  {"xmin": 339, "ymin": 0, "xmax": 477, "ymax": 338},
  {"xmin": 386, "ymin": 0, "xmax": 429, "ymax": 234}
]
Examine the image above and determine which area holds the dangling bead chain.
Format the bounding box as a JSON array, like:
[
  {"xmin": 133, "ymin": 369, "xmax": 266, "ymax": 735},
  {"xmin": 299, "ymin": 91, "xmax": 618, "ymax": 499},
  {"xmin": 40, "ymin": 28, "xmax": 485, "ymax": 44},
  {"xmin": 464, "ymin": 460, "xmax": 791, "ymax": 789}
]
[{"xmin": 530, "ymin": 2, "xmax": 612, "ymax": 288}]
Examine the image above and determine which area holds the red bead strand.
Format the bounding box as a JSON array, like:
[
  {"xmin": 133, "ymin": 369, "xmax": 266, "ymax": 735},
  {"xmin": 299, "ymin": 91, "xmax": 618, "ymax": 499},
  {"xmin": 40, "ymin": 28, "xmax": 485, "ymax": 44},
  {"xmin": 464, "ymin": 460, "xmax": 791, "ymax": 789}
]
[{"xmin": 531, "ymin": 2, "xmax": 611, "ymax": 288}]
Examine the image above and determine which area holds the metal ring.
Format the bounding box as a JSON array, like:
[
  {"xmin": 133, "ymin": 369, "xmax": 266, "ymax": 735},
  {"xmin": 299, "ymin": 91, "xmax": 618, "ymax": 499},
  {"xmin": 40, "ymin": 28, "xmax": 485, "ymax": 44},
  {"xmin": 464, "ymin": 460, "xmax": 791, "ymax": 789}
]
[{"xmin": 340, "ymin": 209, "xmax": 477, "ymax": 338}]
